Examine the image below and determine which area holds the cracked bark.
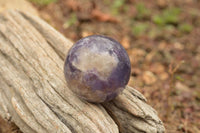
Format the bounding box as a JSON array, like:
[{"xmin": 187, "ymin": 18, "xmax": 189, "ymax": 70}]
[{"xmin": 0, "ymin": 10, "xmax": 165, "ymax": 133}]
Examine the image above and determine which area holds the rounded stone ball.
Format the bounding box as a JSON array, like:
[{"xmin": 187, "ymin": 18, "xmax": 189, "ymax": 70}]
[{"xmin": 64, "ymin": 35, "xmax": 131, "ymax": 103}]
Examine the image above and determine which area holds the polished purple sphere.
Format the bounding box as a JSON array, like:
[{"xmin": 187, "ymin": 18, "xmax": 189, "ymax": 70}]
[{"xmin": 64, "ymin": 35, "xmax": 131, "ymax": 103}]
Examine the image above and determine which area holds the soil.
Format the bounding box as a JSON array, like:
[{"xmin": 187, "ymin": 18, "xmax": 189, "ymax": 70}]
[{"xmin": 0, "ymin": 0, "xmax": 200, "ymax": 133}]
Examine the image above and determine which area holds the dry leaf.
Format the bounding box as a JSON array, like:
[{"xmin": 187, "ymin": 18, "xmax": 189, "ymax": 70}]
[
  {"xmin": 91, "ymin": 9, "xmax": 118, "ymax": 23},
  {"xmin": 81, "ymin": 31, "xmax": 93, "ymax": 37},
  {"xmin": 142, "ymin": 71, "xmax": 157, "ymax": 85},
  {"xmin": 64, "ymin": 0, "xmax": 79, "ymax": 11},
  {"xmin": 150, "ymin": 62, "xmax": 165, "ymax": 74},
  {"xmin": 121, "ymin": 36, "xmax": 130, "ymax": 49},
  {"xmin": 159, "ymin": 72, "xmax": 169, "ymax": 80}
]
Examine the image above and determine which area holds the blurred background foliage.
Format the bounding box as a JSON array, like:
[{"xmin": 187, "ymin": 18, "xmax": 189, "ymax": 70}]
[
  {"xmin": 28, "ymin": 0, "xmax": 200, "ymax": 132},
  {"xmin": 0, "ymin": 0, "xmax": 200, "ymax": 132}
]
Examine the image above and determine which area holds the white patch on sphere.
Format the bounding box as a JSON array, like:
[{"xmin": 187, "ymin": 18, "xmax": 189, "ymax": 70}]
[{"xmin": 73, "ymin": 47, "xmax": 119, "ymax": 79}]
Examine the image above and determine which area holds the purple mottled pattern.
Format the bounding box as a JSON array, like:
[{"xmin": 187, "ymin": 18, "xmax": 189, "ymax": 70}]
[{"xmin": 64, "ymin": 35, "xmax": 131, "ymax": 103}]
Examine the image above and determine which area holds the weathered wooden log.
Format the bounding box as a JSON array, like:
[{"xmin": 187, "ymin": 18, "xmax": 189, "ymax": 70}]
[{"xmin": 0, "ymin": 10, "xmax": 165, "ymax": 133}]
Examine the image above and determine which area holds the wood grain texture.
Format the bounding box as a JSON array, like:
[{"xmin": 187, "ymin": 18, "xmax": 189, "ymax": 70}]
[{"xmin": 0, "ymin": 10, "xmax": 165, "ymax": 133}]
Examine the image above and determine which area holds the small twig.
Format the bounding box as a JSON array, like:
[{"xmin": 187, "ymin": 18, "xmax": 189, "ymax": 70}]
[
  {"xmin": 184, "ymin": 114, "xmax": 188, "ymax": 133},
  {"xmin": 166, "ymin": 60, "xmax": 185, "ymax": 119}
]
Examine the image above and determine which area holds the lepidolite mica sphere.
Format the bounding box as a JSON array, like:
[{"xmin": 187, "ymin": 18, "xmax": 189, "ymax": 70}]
[{"xmin": 64, "ymin": 35, "xmax": 131, "ymax": 103}]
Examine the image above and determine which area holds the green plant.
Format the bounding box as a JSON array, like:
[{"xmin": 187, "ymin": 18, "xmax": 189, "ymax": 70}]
[
  {"xmin": 132, "ymin": 23, "xmax": 149, "ymax": 36},
  {"xmin": 153, "ymin": 7, "xmax": 181, "ymax": 26},
  {"xmin": 103, "ymin": 0, "xmax": 111, "ymax": 5},
  {"xmin": 178, "ymin": 23, "xmax": 193, "ymax": 33},
  {"xmin": 135, "ymin": 3, "xmax": 151, "ymax": 20},
  {"xmin": 175, "ymin": 75, "xmax": 184, "ymax": 82},
  {"xmin": 29, "ymin": 0, "xmax": 57, "ymax": 5},
  {"xmin": 147, "ymin": 27, "xmax": 162, "ymax": 39},
  {"xmin": 63, "ymin": 13, "xmax": 77, "ymax": 29},
  {"xmin": 111, "ymin": 0, "xmax": 126, "ymax": 15}
]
